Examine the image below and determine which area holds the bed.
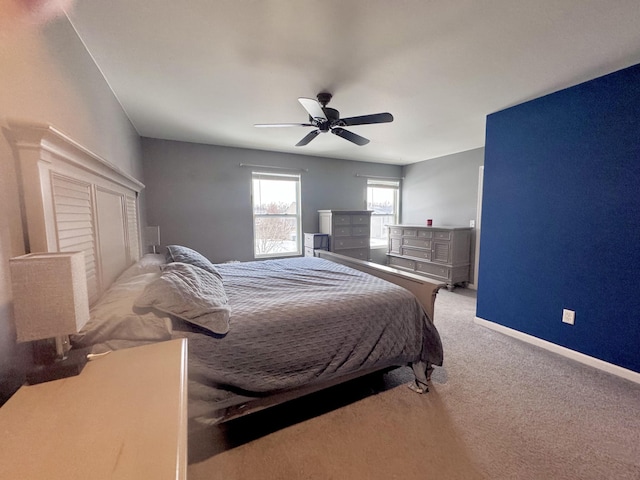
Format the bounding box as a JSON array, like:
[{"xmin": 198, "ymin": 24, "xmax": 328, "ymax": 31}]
[
  {"xmin": 70, "ymin": 247, "xmax": 444, "ymax": 424},
  {"xmin": 7, "ymin": 120, "xmax": 444, "ymax": 426}
]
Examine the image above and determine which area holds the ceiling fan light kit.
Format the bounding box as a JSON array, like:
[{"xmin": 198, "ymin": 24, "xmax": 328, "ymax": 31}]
[{"xmin": 255, "ymin": 92, "xmax": 393, "ymax": 147}]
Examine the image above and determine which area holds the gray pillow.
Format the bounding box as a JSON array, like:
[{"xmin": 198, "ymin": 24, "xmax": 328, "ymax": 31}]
[
  {"xmin": 134, "ymin": 262, "xmax": 230, "ymax": 335},
  {"xmin": 165, "ymin": 245, "xmax": 221, "ymax": 278}
]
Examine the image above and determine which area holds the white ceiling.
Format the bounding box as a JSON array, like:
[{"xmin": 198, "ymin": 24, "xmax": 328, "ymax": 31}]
[{"xmin": 65, "ymin": 0, "xmax": 640, "ymax": 165}]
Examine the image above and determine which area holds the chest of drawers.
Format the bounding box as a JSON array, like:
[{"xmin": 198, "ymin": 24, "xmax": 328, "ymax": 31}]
[
  {"xmin": 387, "ymin": 225, "xmax": 472, "ymax": 290},
  {"xmin": 319, "ymin": 210, "xmax": 372, "ymax": 261}
]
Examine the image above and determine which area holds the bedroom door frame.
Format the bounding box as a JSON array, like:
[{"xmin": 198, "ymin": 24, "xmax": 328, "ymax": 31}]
[{"xmin": 470, "ymin": 165, "xmax": 484, "ymax": 290}]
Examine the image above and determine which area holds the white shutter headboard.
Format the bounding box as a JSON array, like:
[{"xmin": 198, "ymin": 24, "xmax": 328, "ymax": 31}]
[{"xmin": 6, "ymin": 120, "xmax": 144, "ymax": 305}]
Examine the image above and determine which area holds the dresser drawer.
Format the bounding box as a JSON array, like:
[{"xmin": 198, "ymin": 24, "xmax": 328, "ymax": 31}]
[
  {"xmin": 417, "ymin": 229, "xmax": 433, "ymax": 239},
  {"xmin": 351, "ymin": 225, "xmax": 370, "ymax": 236},
  {"xmin": 416, "ymin": 261, "xmax": 451, "ymax": 280},
  {"xmin": 434, "ymin": 231, "xmax": 451, "ymax": 240},
  {"xmin": 402, "ymin": 228, "xmax": 417, "ymax": 237},
  {"xmin": 388, "ymin": 256, "xmax": 415, "ymax": 270},
  {"xmin": 390, "ymin": 227, "xmax": 403, "ymax": 236},
  {"xmin": 333, "ymin": 215, "xmax": 351, "ymax": 225},
  {"xmin": 333, "ymin": 236, "xmax": 369, "ymax": 249},
  {"xmin": 351, "ymin": 215, "xmax": 370, "ymax": 225},
  {"xmin": 304, "ymin": 247, "xmax": 316, "ymax": 257},
  {"xmin": 401, "ymin": 246, "xmax": 431, "ymax": 261},
  {"xmin": 333, "ymin": 225, "xmax": 351, "ymax": 236},
  {"xmin": 403, "ymin": 238, "xmax": 431, "ymax": 249},
  {"xmin": 343, "ymin": 248, "xmax": 369, "ymax": 260}
]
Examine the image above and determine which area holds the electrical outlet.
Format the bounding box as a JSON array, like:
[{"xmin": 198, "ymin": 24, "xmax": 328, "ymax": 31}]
[
  {"xmin": 470, "ymin": 220, "xmax": 475, "ymax": 228},
  {"xmin": 562, "ymin": 309, "xmax": 575, "ymax": 325}
]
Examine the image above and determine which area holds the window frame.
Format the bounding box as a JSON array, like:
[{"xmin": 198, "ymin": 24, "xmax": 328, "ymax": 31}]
[
  {"xmin": 251, "ymin": 171, "xmax": 302, "ymax": 259},
  {"xmin": 366, "ymin": 178, "xmax": 401, "ymax": 247}
]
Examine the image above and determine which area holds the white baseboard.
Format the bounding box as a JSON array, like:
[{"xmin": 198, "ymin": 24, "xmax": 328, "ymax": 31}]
[{"xmin": 474, "ymin": 316, "xmax": 640, "ymax": 385}]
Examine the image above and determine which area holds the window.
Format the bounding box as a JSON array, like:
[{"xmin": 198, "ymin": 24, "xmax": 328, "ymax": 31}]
[
  {"xmin": 367, "ymin": 178, "xmax": 400, "ymax": 247},
  {"xmin": 252, "ymin": 172, "xmax": 302, "ymax": 258}
]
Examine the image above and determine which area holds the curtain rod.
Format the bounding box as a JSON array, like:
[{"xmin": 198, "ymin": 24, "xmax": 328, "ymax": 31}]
[
  {"xmin": 355, "ymin": 174, "xmax": 404, "ymax": 180},
  {"xmin": 239, "ymin": 163, "xmax": 308, "ymax": 172}
]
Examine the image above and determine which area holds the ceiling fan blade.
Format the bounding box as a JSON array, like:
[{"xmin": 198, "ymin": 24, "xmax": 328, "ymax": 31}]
[
  {"xmin": 254, "ymin": 123, "xmax": 314, "ymax": 128},
  {"xmin": 298, "ymin": 98, "xmax": 327, "ymax": 122},
  {"xmin": 339, "ymin": 112, "xmax": 394, "ymax": 126},
  {"xmin": 295, "ymin": 130, "xmax": 321, "ymax": 146},
  {"xmin": 331, "ymin": 127, "xmax": 370, "ymax": 146}
]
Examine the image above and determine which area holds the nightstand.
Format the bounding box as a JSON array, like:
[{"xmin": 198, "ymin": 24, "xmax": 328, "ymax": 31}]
[
  {"xmin": 0, "ymin": 339, "xmax": 188, "ymax": 480},
  {"xmin": 304, "ymin": 232, "xmax": 329, "ymax": 257}
]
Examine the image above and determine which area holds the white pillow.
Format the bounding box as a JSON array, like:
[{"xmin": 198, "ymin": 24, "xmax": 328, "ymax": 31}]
[
  {"xmin": 114, "ymin": 254, "xmax": 167, "ymax": 284},
  {"xmin": 72, "ymin": 272, "xmax": 173, "ymax": 349}
]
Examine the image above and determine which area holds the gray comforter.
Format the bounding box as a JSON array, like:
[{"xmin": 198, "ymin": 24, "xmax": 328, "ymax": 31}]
[{"xmin": 177, "ymin": 257, "xmax": 442, "ymax": 400}]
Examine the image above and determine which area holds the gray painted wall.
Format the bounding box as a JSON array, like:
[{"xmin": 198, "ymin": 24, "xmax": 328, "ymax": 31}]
[
  {"xmin": 401, "ymin": 148, "xmax": 485, "ymax": 285},
  {"xmin": 142, "ymin": 138, "xmax": 402, "ymax": 263},
  {"xmin": 401, "ymin": 148, "xmax": 484, "ymax": 226}
]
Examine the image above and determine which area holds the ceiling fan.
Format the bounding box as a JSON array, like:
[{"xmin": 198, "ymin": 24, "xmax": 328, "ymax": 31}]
[{"xmin": 254, "ymin": 92, "xmax": 394, "ymax": 147}]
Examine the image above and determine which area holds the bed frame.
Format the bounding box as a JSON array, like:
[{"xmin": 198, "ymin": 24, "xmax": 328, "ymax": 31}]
[
  {"xmin": 315, "ymin": 250, "xmax": 443, "ymax": 323},
  {"xmin": 7, "ymin": 120, "xmax": 444, "ymax": 425}
]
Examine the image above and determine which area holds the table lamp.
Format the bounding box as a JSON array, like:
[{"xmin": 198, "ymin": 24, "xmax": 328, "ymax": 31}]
[{"xmin": 9, "ymin": 251, "xmax": 90, "ymax": 384}]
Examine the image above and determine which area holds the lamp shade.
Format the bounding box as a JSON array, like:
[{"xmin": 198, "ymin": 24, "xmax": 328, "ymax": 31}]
[
  {"xmin": 9, "ymin": 252, "xmax": 90, "ymax": 343},
  {"xmin": 145, "ymin": 226, "xmax": 160, "ymax": 247}
]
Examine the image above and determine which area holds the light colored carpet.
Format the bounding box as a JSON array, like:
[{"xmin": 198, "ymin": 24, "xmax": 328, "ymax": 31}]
[{"xmin": 188, "ymin": 289, "xmax": 640, "ymax": 480}]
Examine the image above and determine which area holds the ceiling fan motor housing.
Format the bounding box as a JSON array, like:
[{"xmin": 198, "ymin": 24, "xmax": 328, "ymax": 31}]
[
  {"xmin": 311, "ymin": 107, "xmax": 340, "ymax": 131},
  {"xmin": 316, "ymin": 92, "xmax": 333, "ymax": 106}
]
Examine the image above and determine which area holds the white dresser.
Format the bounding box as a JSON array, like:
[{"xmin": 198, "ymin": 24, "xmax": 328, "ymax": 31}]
[
  {"xmin": 387, "ymin": 224, "xmax": 472, "ymax": 290},
  {"xmin": 319, "ymin": 210, "xmax": 372, "ymax": 261}
]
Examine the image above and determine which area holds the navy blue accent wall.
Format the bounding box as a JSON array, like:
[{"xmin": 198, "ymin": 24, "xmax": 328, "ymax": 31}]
[{"xmin": 477, "ymin": 64, "xmax": 640, "ymax": 373}]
